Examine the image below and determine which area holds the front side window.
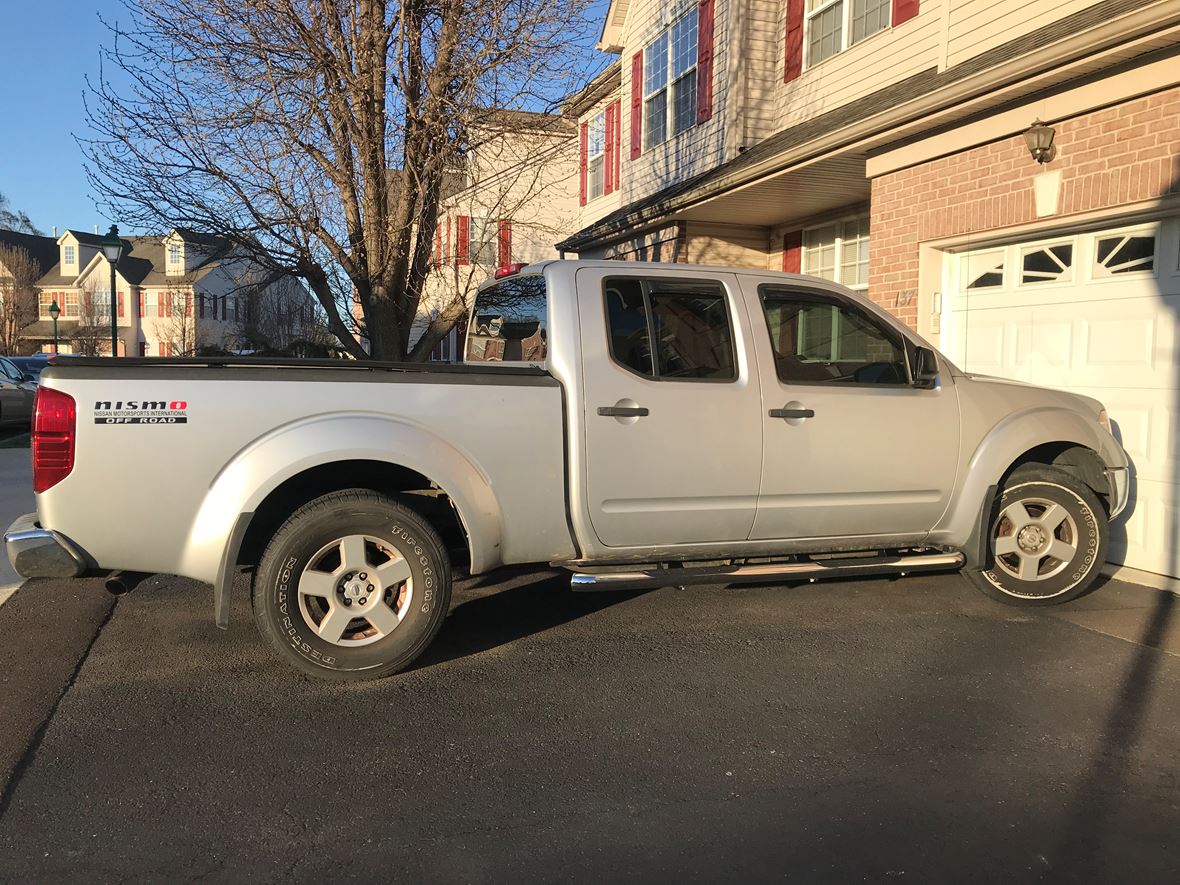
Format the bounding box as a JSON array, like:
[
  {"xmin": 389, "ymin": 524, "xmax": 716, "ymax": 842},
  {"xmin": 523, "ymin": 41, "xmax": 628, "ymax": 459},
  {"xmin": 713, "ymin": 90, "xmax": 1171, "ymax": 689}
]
[
  {"xmin": 643, "ymin": 8, "xmax": 698, "ymax": 151},
  {"xmin": 465, "ymin": 274, "xmax": 547, "ymax": 364},
  {"xmin": 802, "ymin": 215, "xmax": 869, "ymax": 289},
  {"xmin": 761, "ymin": 286, "xmax": 907, "ymax": 385},
  {"xmin": 588, "ymin": 111, "xmax": 606, "ymax": 200},
  {"xmin": 807, "ymin": 0, "xmax": 889, "ymax": 68},
  {"xmin": 604, "ymin": 277, "xmax": 736, "ymax": 381}
]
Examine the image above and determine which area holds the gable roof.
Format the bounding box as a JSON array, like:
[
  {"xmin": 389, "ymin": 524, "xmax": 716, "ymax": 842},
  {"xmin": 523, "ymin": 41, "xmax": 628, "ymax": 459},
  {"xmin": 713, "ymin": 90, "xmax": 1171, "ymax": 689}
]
[
  {"xmin": 36, "ymin": 233, "xmax": 232, "ymax": 289},
  {"xmin": 0, "ymin": 229, "xmax": 59, "ymax": 278}
]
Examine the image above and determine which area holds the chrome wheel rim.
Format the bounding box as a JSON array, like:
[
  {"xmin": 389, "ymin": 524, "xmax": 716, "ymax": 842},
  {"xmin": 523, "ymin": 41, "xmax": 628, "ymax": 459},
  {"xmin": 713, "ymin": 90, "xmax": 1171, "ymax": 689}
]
[
  {"xmin": 993, "ymin": 497, "xmax": 1079, "ymax": 583},
  {"xmin": 296, "ymin": 534, "xmax": 413, "ymax": 647}
]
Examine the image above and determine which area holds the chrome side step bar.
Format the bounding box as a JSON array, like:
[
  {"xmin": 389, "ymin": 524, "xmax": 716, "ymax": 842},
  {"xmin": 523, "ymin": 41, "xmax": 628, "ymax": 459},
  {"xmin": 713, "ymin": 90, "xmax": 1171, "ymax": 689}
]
[{"xmin": 570, "ymin": 551, "xmax": 965, "ymax": 592}]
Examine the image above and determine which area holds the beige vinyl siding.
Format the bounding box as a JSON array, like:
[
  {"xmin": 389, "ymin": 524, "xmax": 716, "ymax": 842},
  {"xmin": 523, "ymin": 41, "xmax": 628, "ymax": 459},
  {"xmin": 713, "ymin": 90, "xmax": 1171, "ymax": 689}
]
[
  {"xmin": 945, "ymin": 0, "xmax": 1101, "ymax": 68},
  {"xmin": 616, "ymin": 0, "xmax": 731, "ymax": 209},
  {"xmin": 685, "ymin": 222, "xmax": 772, "ymax": 266},
  {"xmin": 773, "ymin": 3, "xmax": 941, "ymax": 130},
  {"xmin": 724, "ymin": 0, "xmax": 782, "ymax": 155}
]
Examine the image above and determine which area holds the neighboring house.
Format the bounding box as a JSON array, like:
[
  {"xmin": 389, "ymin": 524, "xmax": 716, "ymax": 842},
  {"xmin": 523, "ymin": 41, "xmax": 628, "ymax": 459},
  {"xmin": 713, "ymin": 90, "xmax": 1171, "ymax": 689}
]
[
  {"xmin": 29, "ymin": 228, "xmax": 313, "ymax": 357},
  {"xmin": 557, "ymin": 0, "xmax": 1180, "ymax": 580},
  {"xmin": 0, "ymin": 229, "xmax": 59, "ymax": 354},
  {"xmin": 419, "ymin": 109, "xmax": 579, "ymax": 360}
]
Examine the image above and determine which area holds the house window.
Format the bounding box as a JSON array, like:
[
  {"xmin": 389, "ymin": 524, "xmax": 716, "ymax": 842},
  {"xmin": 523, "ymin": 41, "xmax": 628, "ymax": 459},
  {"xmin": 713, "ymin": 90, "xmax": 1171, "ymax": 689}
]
[
  {"xmin": 1093, "ymin": 232, "xmax": 1155, "ymax": 277},
  {"xmin": 806, "ymin": 0, "xmax": 889, "ymax": 68},
  {"xmin": 168, "ymin": 243, "xmax": 182, "ymax": 266},
  {"xmin": 64, "ymin": 245, "xmax": 76, "ymax": 266},
  {"xmin": 467, "ymin": 218, "xmax": 499, "ymax": 266},
  {"xmin": 961, "ymin": 249, "xmax": 1006, "ymax": 290},
  {"xmin": 643, "ymin": 7, "xmax": 698, "ymax": 150},
  {"xmin": 1020, "ymin": 242, "xmax": 1073, "ymax": 285},
  {"xmin": 802, "ymin": 215, "xmax": 869, "ymax": 289},
  {"xmin": 63, "ymin": 292, "xmax": 79, "ymax": 318},
  {"xmin": 587, "ymin": 111, "xmax": 606, "ymax": 200}
]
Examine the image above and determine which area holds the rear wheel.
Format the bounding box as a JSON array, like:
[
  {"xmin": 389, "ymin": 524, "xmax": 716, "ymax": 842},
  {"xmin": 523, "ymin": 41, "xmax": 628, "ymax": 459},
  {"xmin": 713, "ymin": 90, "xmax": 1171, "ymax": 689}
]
[
  {"xmin": 966, "ymin": 465, "xmax": 1107, "ymax": 606},
  {"xmin": 252, "ymin": 489, "xmax": 451, "ymax": 680}
]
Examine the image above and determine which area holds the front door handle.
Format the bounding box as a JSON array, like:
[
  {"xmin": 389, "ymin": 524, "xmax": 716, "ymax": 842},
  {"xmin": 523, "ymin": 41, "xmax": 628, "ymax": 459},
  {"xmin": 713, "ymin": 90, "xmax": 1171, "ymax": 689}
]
[
  {"xmin": 598, "ymin": 405, "xmax": 650, "ymax": 417},
  {"xmin": 768, "ymin": 407, "xmax": 814, "ymax": 419}
]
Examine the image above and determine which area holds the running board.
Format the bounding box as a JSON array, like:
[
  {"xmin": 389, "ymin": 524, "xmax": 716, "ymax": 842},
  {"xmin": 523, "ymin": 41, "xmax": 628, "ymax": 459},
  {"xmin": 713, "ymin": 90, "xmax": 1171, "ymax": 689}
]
[{"xmin": 569, "ymin": 552, "xmax": 965, "ymax": 592}]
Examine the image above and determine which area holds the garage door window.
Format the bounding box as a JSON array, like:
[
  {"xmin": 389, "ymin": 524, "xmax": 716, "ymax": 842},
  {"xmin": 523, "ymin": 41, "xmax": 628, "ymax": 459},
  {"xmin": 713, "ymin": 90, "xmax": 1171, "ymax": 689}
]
[
  {"xmin": 1094, "ymin": 232, "xmax": 1155, "ymax": 277},
  {"xmin": 962, "ymin": 249, "xmax": 1005, "ymax": 290},
  {"xmin": 1020, "ymin": 243, "xmax": 1073, "ymax": 285}
]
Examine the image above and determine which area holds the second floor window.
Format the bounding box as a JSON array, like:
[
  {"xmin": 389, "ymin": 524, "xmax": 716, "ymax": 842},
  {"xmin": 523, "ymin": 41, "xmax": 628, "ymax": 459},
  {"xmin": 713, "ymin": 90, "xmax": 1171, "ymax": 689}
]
[
  {"xmin": 644, "ymin": 8, "xmax": 698, "ymax": 150},
  {"xmin": 168, "ymin": 244, "xmax": 182, "ymax": 265},
  {"xmin": 807, "ymin": 0, "xmax": 889, "ymax": 67},
  {"xmin": 587, "ymin": 111, "xmax": 606, "ymax": 200},
  {"xmin": 64, "ymin": 245, "xmax": 76, "ymax": 266}
]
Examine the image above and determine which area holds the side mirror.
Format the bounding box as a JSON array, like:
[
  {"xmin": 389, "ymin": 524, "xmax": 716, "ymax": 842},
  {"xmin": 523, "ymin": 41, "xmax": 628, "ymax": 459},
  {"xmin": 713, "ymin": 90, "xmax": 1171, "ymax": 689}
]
[{"xmin": 912, "ymin": 346, "xmax": 939, "ymax": 389}]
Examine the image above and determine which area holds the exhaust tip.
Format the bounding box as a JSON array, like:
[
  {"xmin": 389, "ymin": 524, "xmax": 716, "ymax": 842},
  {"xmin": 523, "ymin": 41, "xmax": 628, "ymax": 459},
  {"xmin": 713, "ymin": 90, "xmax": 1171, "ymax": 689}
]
[{"xmin": 105, "ymin": 570, "xmax": 149, "ymax": 596}]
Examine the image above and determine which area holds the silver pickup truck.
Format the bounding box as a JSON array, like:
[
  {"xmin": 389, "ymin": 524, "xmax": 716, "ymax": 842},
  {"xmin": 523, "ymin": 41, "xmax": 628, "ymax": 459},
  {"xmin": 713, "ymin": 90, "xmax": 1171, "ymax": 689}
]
[{"xmin": 6, "ymin": 260, "xmax": 1129, "ymax": 680}]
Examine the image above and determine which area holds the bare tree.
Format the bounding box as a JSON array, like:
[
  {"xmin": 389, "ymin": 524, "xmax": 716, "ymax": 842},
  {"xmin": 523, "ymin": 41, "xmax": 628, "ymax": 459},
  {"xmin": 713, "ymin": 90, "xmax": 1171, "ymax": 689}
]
[
  {"xmin": 72, "ymin": 283, "xmax": 110, "ymax": 356},
  {"xmin": 0, "ymin": 192, "xmax": 42, "ymax": 236},
  {"xmin": 157, "ymin": 283, "xmax": 203, "ymax": 355},
  {"xmin": 82, "ymin": 0, "xmax": 600, "ymax": 360},
  {"xmin": 0, "ymin": 244, "xmax": 40, "ymax": 354}
]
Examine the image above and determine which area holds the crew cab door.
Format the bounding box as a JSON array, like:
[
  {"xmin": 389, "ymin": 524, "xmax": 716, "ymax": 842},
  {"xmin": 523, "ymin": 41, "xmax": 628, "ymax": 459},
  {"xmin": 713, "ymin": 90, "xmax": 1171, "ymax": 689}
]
[
  {"xmin": 742, "ymin": 279, "xmax": 960, "ymax": 540},
  {"xmin": 577, "ymin": 267, "xmax": 763, "ymax": 548}
]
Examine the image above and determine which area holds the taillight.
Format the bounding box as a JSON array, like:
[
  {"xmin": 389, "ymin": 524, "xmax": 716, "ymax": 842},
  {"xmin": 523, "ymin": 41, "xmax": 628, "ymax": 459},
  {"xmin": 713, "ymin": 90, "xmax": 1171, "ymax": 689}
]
[
  {"xmin": 33, "ymin": 387, "xmax": 76, "ymax": 493},
  {"xmin": 495, "ymin": 262, "xmax": 525, "ymax": 279}
]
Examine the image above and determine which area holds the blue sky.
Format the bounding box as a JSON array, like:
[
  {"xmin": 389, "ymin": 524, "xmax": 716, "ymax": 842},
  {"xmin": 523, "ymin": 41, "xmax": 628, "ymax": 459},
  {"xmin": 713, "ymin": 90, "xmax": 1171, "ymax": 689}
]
[
  {"xmin": 0, "ymin": 2, "xmax": 609, "ymax": 239},
  {"xmin": 0, "ymin": 1, "xmax": 130, "ymax": 236}
]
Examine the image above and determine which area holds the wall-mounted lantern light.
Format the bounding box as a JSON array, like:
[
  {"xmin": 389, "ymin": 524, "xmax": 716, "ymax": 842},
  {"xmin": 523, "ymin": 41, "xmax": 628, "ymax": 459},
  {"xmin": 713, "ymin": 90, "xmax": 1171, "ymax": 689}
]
[{"xmin": 1024, "ymin": 119, "xmax": 1057, "ymax": 164}]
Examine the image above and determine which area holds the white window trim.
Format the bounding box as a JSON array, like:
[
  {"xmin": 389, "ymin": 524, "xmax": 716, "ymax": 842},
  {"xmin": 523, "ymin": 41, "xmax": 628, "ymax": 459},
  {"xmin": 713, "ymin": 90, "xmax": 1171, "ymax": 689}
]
[
  {"xmin": 801, "ymin": 213, "xmax": 870, "ymax": 291},
  {"xmin": 642, "ymin": 7, "xmax": 698, "ymax": 152},
  {"xmin": 587, "ymin": 110, "xmax": 606, "ymax": 201},
  {"xmin": 804, "ymin": 0, "xmax": 890, "ymax": 70}
]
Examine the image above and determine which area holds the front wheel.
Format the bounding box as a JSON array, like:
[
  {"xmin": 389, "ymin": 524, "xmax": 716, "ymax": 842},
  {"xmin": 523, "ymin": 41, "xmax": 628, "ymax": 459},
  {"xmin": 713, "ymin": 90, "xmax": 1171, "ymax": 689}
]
[
  {"xmin": 966, "ymin": 465, "xmax": 1108, "ymax": 606},
  {"xmin": 252, "ymin": 489, "xmax": 452, "ymax": 680}
]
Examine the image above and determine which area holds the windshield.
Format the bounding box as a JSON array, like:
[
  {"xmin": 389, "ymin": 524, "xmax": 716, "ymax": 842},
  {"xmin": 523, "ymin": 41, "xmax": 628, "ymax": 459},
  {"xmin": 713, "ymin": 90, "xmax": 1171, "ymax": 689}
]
[{"xmin": 465, "ymin": 275, "xmax": 547, "ymax": 365}]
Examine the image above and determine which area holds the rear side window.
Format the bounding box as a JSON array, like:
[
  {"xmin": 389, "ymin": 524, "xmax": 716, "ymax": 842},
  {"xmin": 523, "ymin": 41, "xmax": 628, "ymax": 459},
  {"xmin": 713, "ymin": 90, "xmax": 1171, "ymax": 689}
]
[
  {"xmin": 603, "ymin": 277, "xmax": 736, "ymax": 381},
  {"xmin": 760, "ymin": 286, "xmax": 908, "ymax": 385},
  {"xmin": 466, "ymin": 275, "xmax": 548, "ymax": 364}
]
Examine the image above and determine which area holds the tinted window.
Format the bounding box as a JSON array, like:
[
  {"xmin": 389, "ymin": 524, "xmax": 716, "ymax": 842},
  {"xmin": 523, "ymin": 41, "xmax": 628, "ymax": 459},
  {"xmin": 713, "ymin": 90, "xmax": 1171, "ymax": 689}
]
[
  {"xmin": 604, "ymin": 277, "xmax": 736, "ymax": 381},
  {"xmin": 761, "ymin": 286, "xmax": 907, "ymax": 385},
  {"xmin": 466, "ymin": 275, "xmax": 547, "ymax": 364}
]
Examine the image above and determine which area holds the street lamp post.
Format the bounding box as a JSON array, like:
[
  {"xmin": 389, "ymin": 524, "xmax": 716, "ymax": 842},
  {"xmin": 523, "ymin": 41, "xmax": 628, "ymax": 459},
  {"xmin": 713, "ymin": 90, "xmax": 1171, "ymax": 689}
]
[
  {"xmin": 101, "ymin": 225, "xmax": 124, "ymax": 357},
  {"xmin": 48, "ymin": 299, "xmax": 60, "ymax": 354}
]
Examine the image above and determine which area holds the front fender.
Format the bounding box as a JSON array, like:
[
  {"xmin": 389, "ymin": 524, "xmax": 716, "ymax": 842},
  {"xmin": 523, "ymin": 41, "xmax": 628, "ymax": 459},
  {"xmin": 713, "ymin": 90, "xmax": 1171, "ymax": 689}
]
[
  {"xmin": 180, "ymin": 411, "xmax": 504, "ymax": 587},
  {"xmin": 934, "ymin": 405, "xmax": 1120, "ymax": 547}
]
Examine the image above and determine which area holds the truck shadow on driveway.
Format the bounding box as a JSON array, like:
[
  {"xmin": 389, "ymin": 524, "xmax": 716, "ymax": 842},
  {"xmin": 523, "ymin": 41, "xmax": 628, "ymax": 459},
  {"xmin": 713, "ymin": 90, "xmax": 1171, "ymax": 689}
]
[{"xmin": 410, "ymin": 565, "xmax": 648, "ymax": 670}]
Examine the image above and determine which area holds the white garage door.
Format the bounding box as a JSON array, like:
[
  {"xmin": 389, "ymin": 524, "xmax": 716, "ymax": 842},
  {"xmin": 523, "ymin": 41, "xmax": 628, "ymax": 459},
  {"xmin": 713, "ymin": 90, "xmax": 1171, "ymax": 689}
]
[{"xmin": 940, "ymin": 217, "xmax": 1180, "ymax": 578}]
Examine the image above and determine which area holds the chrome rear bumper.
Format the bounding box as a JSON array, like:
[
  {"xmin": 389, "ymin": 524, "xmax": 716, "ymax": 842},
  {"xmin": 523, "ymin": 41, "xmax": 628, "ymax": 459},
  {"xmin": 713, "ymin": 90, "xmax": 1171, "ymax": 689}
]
[{"xmin": 5, "ymin": 513, "xmax": 87, "ymax": 579}]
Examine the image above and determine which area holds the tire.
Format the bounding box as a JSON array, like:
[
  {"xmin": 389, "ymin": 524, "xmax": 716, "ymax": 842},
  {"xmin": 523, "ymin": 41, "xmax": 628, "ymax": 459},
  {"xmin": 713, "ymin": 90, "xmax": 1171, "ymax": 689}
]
[
  {"xmin": 252, "ymin": 489, "xmax": 451, "ymax": 681},
  {"xmin": 965, "ymin": 465, "xmax": 1108, "ymax": 606}
]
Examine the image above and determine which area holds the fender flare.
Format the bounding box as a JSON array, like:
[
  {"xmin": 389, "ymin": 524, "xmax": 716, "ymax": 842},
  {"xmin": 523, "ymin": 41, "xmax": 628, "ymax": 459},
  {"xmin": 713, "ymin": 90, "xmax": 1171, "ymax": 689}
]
[
  {"xmin": 181, "ymin": 412, "xmax": 503, "ymax": 626},
  {"xmin": 937, "ymin": 405, "xmax": 1112, "ymax": 550}
]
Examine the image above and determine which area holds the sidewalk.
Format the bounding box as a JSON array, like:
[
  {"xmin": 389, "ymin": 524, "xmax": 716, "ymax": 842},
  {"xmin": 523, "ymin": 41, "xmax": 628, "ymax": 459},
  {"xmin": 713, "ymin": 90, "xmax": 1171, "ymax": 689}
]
[{"xmin": 0, "ymin": 448, "xmax": 33, "ymax": 605}]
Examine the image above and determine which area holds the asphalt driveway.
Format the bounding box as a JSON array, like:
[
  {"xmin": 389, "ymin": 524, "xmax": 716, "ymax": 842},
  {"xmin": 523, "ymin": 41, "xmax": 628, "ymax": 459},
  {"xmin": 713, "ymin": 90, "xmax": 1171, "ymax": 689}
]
[{"xmin": 0, "ymin": 568, "xmax": 1178, "ymax": 883}]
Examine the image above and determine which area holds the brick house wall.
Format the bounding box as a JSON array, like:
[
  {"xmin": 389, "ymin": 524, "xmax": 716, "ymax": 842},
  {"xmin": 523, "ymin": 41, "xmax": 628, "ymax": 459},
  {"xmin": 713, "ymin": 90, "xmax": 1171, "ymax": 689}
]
[{"xmin": 869, "ymin": 85, "xmax": 1180, "ymax": 328}]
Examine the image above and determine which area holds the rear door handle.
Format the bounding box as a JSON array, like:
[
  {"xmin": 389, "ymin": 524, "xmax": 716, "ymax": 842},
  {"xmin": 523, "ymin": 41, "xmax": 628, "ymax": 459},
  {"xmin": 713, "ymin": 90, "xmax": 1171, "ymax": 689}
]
[
  {"xmin": 597, "ymin": 406, "xmax": 650, "ymax": 417},
  {"xmin": 768, "ymin": 408, "xmax": 814, "ymax": 419}
]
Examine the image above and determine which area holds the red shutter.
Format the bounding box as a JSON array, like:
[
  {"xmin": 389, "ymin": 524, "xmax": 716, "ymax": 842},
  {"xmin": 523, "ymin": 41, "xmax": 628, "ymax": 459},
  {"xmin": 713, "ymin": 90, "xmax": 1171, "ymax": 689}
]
[
  {"xmin": 456, "ymin": 216, "xmax": 470, "ymax": 265},
  {"xmin": 434, "ymin": 224, "xmax": 442, "ymax": 265},
  {"xmin": 697, "ymin": 0, "xmax": 715, "ymax": 123},
  {"xmin": 185, "ymin": 294, "xmax": 192, "ymax": 318},
  {"xmin": 784, "ymin": 0, "xmax": 804, "ymax": 82},
  {"xmin": 445, "ymin": 215, "xmax": 452, "ymax": 263},
  {"xmin": 603, "ymin": 106, "xmax": 616, "ymax": 195},
  {"xmin": 498, "ymin": 220, "xmax": 512, "ymax": 266},
  {"xmin": 578, "ymin": 122, "xmax": 589, "ymax": 206},
  {"xmin": 117, "ymin": 291, "xmax": 124, "ymax": 318},
  {"xmin": 782, "ymin": 230, "xmax": 802, "ymax": 273},
  {"xmin": 630, "ymin": 51, "xmax": 643, "ymax": 159},
  {"xmin": 612, "ymin": 100, "xmax": 622, "ymax": 187},
  {"xmin": 892, "ymin": 0, "xmax": 919, "ymax": 27},
  {"xmin": 159, "ymin": 341, "xmax": 166, "ymax": 356},
  {"xmin": 138, "ymin": 293, "xmax": 145, "ymax": 318}
]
